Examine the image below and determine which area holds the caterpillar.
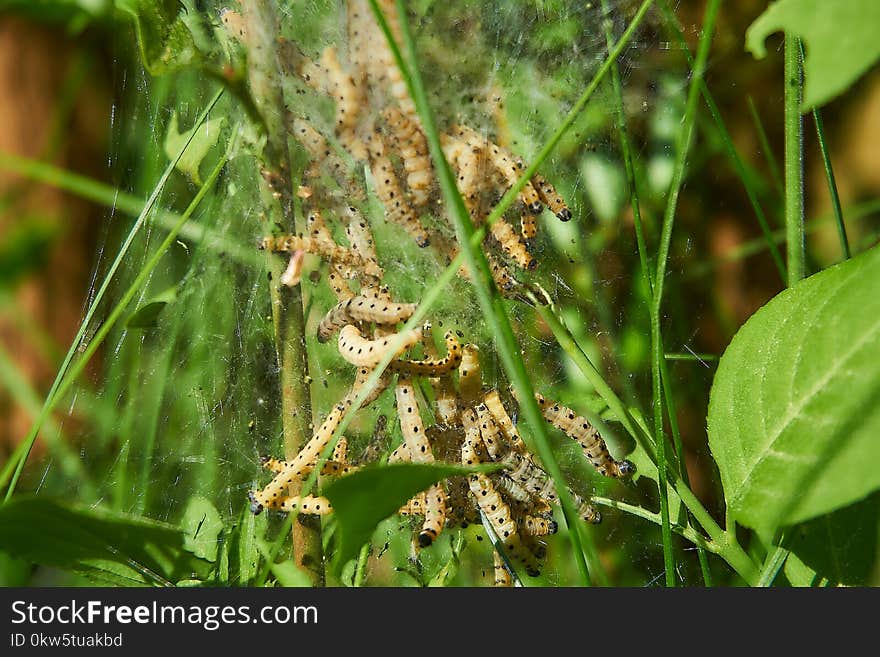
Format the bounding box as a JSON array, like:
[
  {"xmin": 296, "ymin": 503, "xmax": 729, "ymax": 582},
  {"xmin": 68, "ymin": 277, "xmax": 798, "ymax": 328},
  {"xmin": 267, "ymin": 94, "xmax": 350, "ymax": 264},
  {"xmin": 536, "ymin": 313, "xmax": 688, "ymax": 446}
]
[
  {"xmin": 317, "ymin": 296, "xmax": 416, "ymax": 343},
  {"xmin": 488, "ymin": 216, "xmax": 537, "ymax": 270},
  {"xmin": 533, "ymin": 393, "xmax": 634, "ymax": 478},
  {"xmin": 449, "ymin": 125, "xmax": 543, "ymax": 214},
  {"xmin": 290, "ymin": 118, "xmax": 352, "ymax": 193},
  {"xmin": 346, "ymin": 364, "xmax": 391, "ymax": 408},
  {"xmin": 482, "ymin": 390, "xmax": 527, "ymax": 454},
  {"xmin": 475, "ymin": 402, "xmax": 505, "ymax": 460},
  {"xmin": 337, "ymin": 324, "xmax": 422, "ymax": 367},
  {"xmin": 389, "ymin": 330, "xmax": 462, "ymax": 376},
  {"xmin": 342, "ymin": 205, "xmax": 381, "ymax": 276},
  {"xmin": 319, "ymin": 46, "xmax": 368, "ymax": 161},
  {"xmin": 369, "ymin": 132, "xmax": 431, "ymax": 247},
  {"xmin": 458, "ymin": 344, "xmax": 482, "ymax": 407},
  {"xmin": 396, "ymin": 379, "xmax": 446, "ymax": 545},
  {"xmin": 396, "ymin": 378, "xmax": 432, "ymax": 464},
  {"xmin": 259, "ymin": 455, "xmax": 358, "ymax": 478},
  {"xmin": 532, "ymin": 173, "xmax": 572, "ymax": 222},
  {"xmin": 249, "ymin": 401, "xmax": 350, "ymax": 514},
  {"xmin": 468, "ymin": 467, "xmax": 541, "ymax": 577},
  {"xmin": 383, "ymin": 106, "xmax": 433, "ymax": 209},
  {"xmin": 261, "ymin": 233, "xmax": 381, "ymax": 280}
]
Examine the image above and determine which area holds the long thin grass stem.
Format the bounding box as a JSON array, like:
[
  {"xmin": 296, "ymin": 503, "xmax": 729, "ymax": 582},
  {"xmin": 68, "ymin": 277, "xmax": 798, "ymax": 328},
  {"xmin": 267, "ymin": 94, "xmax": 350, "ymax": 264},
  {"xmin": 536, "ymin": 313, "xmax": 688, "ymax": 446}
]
[{"xmin": 784, "ymin": 35, "xmax": 805, "ymax": 286}]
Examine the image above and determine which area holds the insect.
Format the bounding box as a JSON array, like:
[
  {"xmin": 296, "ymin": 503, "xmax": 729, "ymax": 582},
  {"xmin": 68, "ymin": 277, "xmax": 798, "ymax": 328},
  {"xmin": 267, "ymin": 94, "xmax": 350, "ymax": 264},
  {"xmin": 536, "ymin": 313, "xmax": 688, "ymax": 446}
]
[
  {"xmin": 317, "ymin": 295, "xmax": 416, "ymax": 343},
  {"xmin": 389, "ymin": 330, "xmax": 462, "ymax": 376},
  {"xmin": 383, "ymin": 106, "xmax": 433, "ymax": 210},
  {"xmin": 369, "ymin": 132, "xmax": 431, "ymax": 248},
  {"xmin": 337, "ymin": 324, "xmax": 422, "ymax": 367},
  {"xmin": 249, "ymin": 401, "xmax": 350, "ymax": 514},
  {"xmin": 396, "ymin": 379, "xmax": 447, "ymax": 546},
  {"xmin": 533, "ymin": 393, "xmax": 635, "ymax": 478}
]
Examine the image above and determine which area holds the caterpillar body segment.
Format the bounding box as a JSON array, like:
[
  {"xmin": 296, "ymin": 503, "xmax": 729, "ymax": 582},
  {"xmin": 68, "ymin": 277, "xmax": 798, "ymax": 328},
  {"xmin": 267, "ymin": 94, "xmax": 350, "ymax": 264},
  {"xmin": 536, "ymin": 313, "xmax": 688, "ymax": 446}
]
[
  {"xmin": 248, "ymin": 402, "xmax": 350, "ymax": 514},
  {"xmin": 489, "ymin": 217, "xmax": 537, "ymax": 271},
  {"xmin": 419, "ymin": 483, "xmax": 447, "ymax": 547},
  {"xmin": 398, "ymin": 491, "xmax": 425, "ymax": 515},
  {"xmin": 532, "ymin": 173, "xmax": 572, "ymax": 222},
  {"xmin": 320, "ymin": 46, "xmax": 368, "ymax": 161},
  {"xmin": 521, "ymin": 514, "xmax": 558, "ymax": 537},
  {"xmin": 483, "ymin": 390, "xmax": 527, "ymax": 454},
  {"xmin": 389, "ymin": 330, "xmax": 462, "ymax": 376},
  {"xmin": 369, "ymin": 133, "xmax": 431, "ymax": 248},
  {"xmin": 457, "ymin": 345, "xmax": 482, "ymax": 407},
  {"xmin": 332, "ymin": 436, "xmax": 348, "ymax": 462},
  {"xmin": 260, "ymin": 456, "xmax": 357, "ymax": 478},
  {"xmin": 343, "ymin": 205, "xmax": 381, "ymax": 272},
  {"xmin": 382, "ymin": 106, "xmax": 434, "ymax": 209},
  {"xmin": 475, "ymin": 402, "xmax": 504, "ymax": 460},
  {"xmin": 533, "ymin": 393, "xmax": 634, "ymax": 478},
  {"xmin": 493, "ymin": 550, "xmax": 513, "ymax": 587},
  {"xmin": 337, "ymin": 324, "xmax": 422, "ymax": 367},
  {"xmin": 279, "ymin": 495, "xmax": 333, "ymax": 515},
  {"xmin": 347, "ymin": 364, "xmax": 391, "ymax": 408},
  {"xmin": 395, "ymin": 378, "xmax": 433, "ymax": 464},
  {"xmin": 520, "ymin": 212, "xmax": 538, "ymax": 241}
]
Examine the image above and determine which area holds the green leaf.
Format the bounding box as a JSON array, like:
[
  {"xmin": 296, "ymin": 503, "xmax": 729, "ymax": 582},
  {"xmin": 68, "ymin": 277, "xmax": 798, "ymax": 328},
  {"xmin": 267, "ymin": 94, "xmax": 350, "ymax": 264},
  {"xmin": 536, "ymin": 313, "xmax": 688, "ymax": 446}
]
[
  {"xmin": 708, "ymin": 245, "xmax": 880, "ymax": 536},
  {"xmin": 322, "ymin": 463, "xmax": 499, "ymax": 571},
  {"xmin": 164, "ymin": 113, "xmax": 225, "ymax": 185},
  {"xmin": 115, "ymin": 0, "xmax": 201, "ymax": 74},
  {"xmin": 0, "ymin": 497, "xmax": 212, "ymax": 586},
  {"xmin": 181, "ymin": 496, "xmax": 224, "ymax": 563},
  {"xmin": 268, "ymin": 560, "xmax": 313, "ymax": 587},
  {"xmin": 126, "ymin": 286, "xmax": 178, "ymax": 329},
  {"xmin": 746, "ymin": 0, "xmax": 880, "ymax": 109},
  {"xmin": 786, "ymin": 493, "xmax": 879, "ymax": 586}
]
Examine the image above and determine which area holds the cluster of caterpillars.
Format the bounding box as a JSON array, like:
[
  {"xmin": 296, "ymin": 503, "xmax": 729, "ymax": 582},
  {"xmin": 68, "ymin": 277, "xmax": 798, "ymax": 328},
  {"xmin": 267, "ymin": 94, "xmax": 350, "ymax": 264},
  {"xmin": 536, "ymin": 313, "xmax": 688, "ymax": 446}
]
[{"xmin": 235, "ymin": 1, "xmax": 634, "ymax": 582}]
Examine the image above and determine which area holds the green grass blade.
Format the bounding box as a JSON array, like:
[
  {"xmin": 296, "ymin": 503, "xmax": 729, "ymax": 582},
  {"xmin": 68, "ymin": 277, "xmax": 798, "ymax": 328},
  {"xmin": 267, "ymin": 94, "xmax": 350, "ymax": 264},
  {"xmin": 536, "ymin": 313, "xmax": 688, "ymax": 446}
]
[
  {"xmin": 0, "ymin": 151, "xmax": 259, "ymax": 267},
  {"xmin": 809, "ymin": 104, "xmax": 850, "ymax": 260},
  {"xmin": 747, "ymin": 96, "xmax": 785, "ymax": 197}
]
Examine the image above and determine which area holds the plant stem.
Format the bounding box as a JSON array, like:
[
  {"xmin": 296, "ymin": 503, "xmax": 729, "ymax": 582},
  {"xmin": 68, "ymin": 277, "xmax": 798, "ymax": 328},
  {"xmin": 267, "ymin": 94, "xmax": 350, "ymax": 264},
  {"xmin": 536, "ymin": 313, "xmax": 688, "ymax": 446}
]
[
  {"xmin": 784, "ymin": 35, "xmax": 805, "ymax": 286},
  {"xmin": 243, "ymin": 0, "xmax": 322, "ymax": 586}
]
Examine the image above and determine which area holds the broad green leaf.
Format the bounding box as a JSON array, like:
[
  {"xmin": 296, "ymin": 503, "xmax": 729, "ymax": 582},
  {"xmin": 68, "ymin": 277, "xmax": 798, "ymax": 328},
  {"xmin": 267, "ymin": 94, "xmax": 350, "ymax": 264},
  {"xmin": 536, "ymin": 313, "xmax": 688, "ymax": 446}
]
[
  {"xmin": 746, "ymin": 0, "xmax": 880, "ymax": 109},
  {"xmin": 786, "ymin": 493, "xmax": 879, "ymax": 586},
  {"xmin": 323, "ymin": 463, "xmax": 500, "ymax": 571},
  {"xmin": 708, "ymin": 245, "xmax": 880, "ymax": 535},
  {"xmin": 181, "ymin": 496, "xmax": 224, "ymax": 563},
  {"xmin": 115, "ymin": 0, "xmax": 201, "ymax": 74},
  {"xmin": 0, "ymin": 497, "xmax": 212, "ymax": 586},
  {"xmin": 164, "ymin": 113, "xmax": 225, "ymax": 185}
]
